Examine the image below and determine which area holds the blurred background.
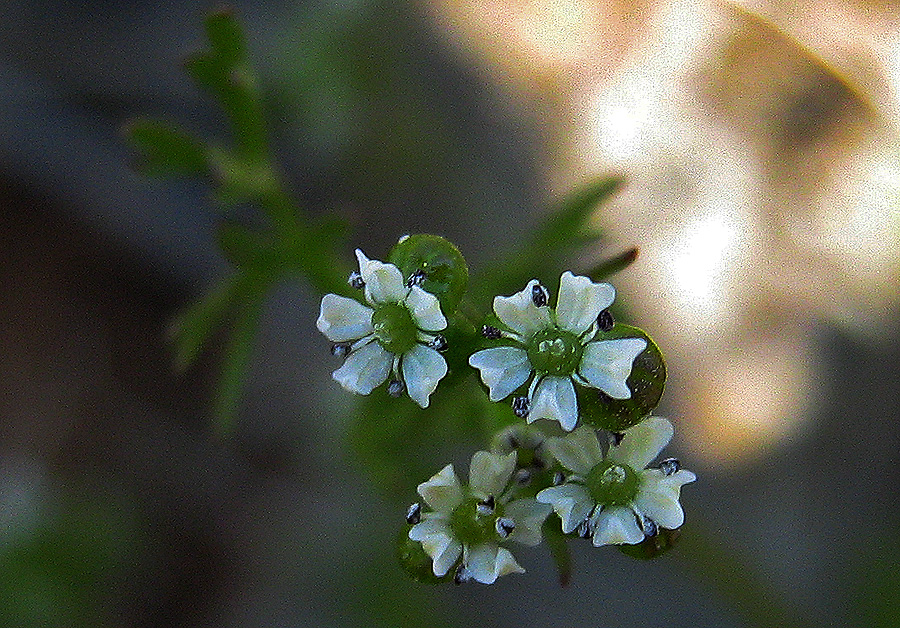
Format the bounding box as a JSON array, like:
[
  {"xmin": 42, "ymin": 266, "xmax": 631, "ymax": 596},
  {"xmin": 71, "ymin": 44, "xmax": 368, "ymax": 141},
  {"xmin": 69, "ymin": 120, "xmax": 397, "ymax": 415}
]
[{"xmin": 1, "ymin": 0, "xmax": 898, "ymax": 626}]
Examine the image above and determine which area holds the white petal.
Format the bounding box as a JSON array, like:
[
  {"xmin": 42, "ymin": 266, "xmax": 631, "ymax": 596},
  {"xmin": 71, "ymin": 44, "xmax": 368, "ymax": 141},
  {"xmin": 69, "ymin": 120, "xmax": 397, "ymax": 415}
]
[
  {"xmin": 591, "ymin": 506, "xmax": 644, "ymax": 546},
  {"xmin": 634, "ymin": 468, "xmax": 695, "ymax": 529},
  {"xmin": 316, "ymin": 294, "xmax": 374, "ymax": 342},
  {"xmin": 355, "ymin": 249, "xmax": 407, "ymax": 304},
  {"xmin": 544, "ymin": 426, "xmax": 604, "ymax": 475},
  {"xmin": 607, "ymin": 417, "xmax": 674, "ymax": 469},
  {"xmin": 555, "ymin": 272, "xmax": 615, "ymax": 336},
  {"xmin": 578, "ymin": 337, "xmax": 647, "ymax": 399},
  {"xmin": 536, "ymin": 483, "xmax": 594, "ymax": 534},
  {"xmin": 417, "ymin": 464, "xmax": 464, "ymax": 512},
  {"xmin": 468, "ymin": 451, "xmax": 517, "ymax": 498},
  {"xmin": 468, "ymin": 347, "xmax": 532, "ymax": 401},
  {"xmin": 503, "ymin": 499, "xmax": 552, "ymax": 545},
  {"xmin": 432, "ymin": 539, "xmax": 463, "ymax": 577},
  {"xmin": 405, "ymin": 286, "xmax": 447, "ymax": 332},
  {"xmin": 634, "ymin": 487, "xmax": 685, "ymax": 530},
  {"xmin": 409, "ymin": 520, "xmax": 462, "ymax": 577},
  {"xmin": 332, "ymin": 341, "xmax": 391, "ymax": 395},
  {"xmin": 401, "ymin": 344, "xmax": 447, "ymax": 408},
  {"xmin": 527, "ymin": 376, "xmax": 578, "ymax": 431},
  {"xmin": 464, "ymin": 544, "xmax": 524, "ymax": 584},
  {"xmin": 493, "ymin": 279, "xmax": 552, "ymax": 337}
]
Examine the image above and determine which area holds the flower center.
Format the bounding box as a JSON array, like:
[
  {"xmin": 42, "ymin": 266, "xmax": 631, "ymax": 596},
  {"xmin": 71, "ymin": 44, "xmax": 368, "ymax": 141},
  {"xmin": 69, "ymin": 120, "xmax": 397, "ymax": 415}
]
[
  {"xmin": 371, "ymin": 303, "xmax": 417, "ymax": 355},
  {"xmin": 586, "ymin": 460, "xmax": 639, "ymax": 506},
  {"xmin": 449, "ymin": 498, "xmax": 502, "ymax": 546},
  {"xmin": 527, "ymin": 328, "xmax": 583, "ymax": 376}
]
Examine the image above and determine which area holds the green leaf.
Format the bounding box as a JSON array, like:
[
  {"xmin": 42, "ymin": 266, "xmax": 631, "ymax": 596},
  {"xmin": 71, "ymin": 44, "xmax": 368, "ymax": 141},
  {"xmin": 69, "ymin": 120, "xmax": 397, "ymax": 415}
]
[
  {"xmin": 585, "ymin": 247, "xmax": 639, "ymax": 281},
  {"xmin": 168, "ymin": 274, "xmax": 245, "ymax": 372},
  {"xmin": 124, "ymin": 118, "xmax": 207, "ymax": 177},
  {"xmin": 473, "ymin": 176, "xmax": 625, "ymax": 303},
  {"xmin": 184, "ymin": 10, "xmax": 267, "ymax": 158},
  {"xmin": 212, "ymin": 281, "xmax": 268, "ymax": 437}
]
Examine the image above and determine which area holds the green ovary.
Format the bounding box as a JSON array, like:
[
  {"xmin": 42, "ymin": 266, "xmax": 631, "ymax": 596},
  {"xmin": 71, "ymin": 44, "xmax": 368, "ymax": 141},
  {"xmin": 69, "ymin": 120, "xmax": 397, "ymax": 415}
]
[
  {"xmin": 586, "ymin": 460, "xmax": 639, "ymax": 506},
  {"xmin": 449, "ymin": 498, "xmax": 502, "ymax": 546},
  {"xmin": 527, "ymin": 328, "xmax": 583, "ymax": 376},
  {"xmin": 372, "ymin": 303, "xmax": 418, "ymax": 355}
]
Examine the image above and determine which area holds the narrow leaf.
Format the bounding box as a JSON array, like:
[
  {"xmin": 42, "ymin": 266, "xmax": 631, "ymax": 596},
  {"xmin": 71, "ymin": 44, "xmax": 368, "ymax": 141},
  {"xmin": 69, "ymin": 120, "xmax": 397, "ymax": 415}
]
[
  {"xmin": 169, "ymin": 274, "xmax": 243, "ymax": 372},
  {"xmin": 124, "ymin": 118, "xmax": 207, "ymax": 177}
]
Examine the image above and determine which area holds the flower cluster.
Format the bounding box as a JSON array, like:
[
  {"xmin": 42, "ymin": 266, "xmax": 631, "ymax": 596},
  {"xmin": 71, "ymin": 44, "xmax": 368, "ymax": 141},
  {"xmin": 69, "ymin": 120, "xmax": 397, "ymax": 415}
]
[{"xmin": 315, "ymin": 236, "xmax": 694, "ymax": 585}]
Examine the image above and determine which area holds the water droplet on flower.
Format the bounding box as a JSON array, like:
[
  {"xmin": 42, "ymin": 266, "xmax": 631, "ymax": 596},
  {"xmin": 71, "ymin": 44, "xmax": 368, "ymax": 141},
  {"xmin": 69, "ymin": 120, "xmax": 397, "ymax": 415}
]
[
  {"xmin": 348, "ymin": 271, "xmax": 364, "ymax": 290},
  {"xmin": 532, "ymin": 283, "xmax": 549, "ymax": 307},
  {"xmin": 406, "ymin": 503, "xmax": 421, "ymax": 524},
  {"xmin": 660, "ymin": 458, "xmax": 680, "ymax": 476},
  {"xmin": 512, "ymin": 396, "xmax": 530, "ymax": 418},
  {"xmin": 387, "ymin": 379, "xmax": 405, "ymax": 397}
]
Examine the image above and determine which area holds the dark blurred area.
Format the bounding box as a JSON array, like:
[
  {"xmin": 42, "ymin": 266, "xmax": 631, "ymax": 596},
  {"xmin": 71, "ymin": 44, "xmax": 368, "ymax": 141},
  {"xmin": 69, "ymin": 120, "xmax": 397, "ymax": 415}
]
[{"xmin": 1, "ymin": 1, "xmax": 899, "ymax": 627}]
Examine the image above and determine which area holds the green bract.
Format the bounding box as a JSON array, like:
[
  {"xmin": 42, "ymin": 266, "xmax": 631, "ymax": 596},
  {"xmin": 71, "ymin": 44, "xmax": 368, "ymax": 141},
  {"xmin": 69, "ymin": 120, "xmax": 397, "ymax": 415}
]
[
  {"xmin": 577, "ymin": 324, "xmax": 666, "ymax": 432},
  {"xmin": 396, "ymin": 528, "xmax": 452, "ymax": 584},
  {"xmin": 389, "ymin": 234, "xmax": 468, "ymax": 315}
]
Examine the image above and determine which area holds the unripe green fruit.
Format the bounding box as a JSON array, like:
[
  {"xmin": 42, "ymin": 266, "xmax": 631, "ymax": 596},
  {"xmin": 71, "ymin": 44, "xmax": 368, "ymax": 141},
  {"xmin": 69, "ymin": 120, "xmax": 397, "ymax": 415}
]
[
  {"xmin": 389, "ymin": 234, "xmax": 468, "ymax": 315},
  {"xmin": 577, "ymin": 324, "xmax": 666, "ymax": 432}
]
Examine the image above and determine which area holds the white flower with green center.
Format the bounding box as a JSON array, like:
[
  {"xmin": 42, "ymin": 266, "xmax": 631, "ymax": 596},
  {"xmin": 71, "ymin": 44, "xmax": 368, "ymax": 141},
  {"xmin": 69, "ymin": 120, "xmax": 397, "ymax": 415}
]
[
  {"xmin": 468, "ymin": 272, "xmax": 647, "ymax": 430},
  {"xmin": 536, "ymin": 418, "xmax": 695, "ymax": 546},
  {"xmin": 316, "ymin": 250, "xmax": 448, "ymax": 408},
  {"xmin": 408, "ymin": 450, "xmax": 551, "ymax": 584}
]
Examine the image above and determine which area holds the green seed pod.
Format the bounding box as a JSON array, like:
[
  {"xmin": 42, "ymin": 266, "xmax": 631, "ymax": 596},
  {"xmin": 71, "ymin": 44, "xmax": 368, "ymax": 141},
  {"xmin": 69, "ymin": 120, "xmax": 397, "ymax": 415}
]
[
  {"xmin": 618, "ymin": 527, "xmax": 681, "ymax": 560},
  {"xmin": 396, "ymin": 527, "xmax": 453, "ymax": 584},
  {"xmin": 389, "ymin": 234, "xmax": 468, "ymax": 315},
  {"xmin": 577, "ymin": 324, "xmax": 666, "ymax": 432}
]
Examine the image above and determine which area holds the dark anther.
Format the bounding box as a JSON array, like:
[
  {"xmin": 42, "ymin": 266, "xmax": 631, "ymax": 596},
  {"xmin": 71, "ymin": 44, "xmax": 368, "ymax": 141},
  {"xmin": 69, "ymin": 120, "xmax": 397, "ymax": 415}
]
[
  {"xmin": 552, "ymin": 471, "xmax": 565, "ymax": 486},
  {"xmin": 495, "ymin": 518, "xmax": 515, "ymax": 539},
  {"xmin": 576, "ymin": 520, "xmax": 592, "ymax": 539},
  {"xmin": 476, "ymin": 495, "xmax": 495, "ymax": 516},
  {"xmin": 512, "ymin": 396, "xmax": 530, "ymax": 418},
  {"xmin": 514, "ymin": 468, "xmax": 532, "ymax": 485},
  {"xmin": 531, "ymin": 283, "xmax": 549, "ymax": 307},
  {"xmin": 611, "ymin": 432, "xmax": 625, "ymax": 446},
  {"xmin": 481, "ymin": 325, "xmax": 502, "ymax": 339},
  {"xmin": 642, "ymin": 517, "xmax": 658, "ymax": 537},
  {"xmin": 454, "ymin": 564, "xmax": 470, "ymax": 585},
  {"xmin": 406, "ymin": 503, "xmax": 422, "ymax": 525},
  {"xmin": 597, "ymin": 308, "xmax": 615, "ymax": 332},
  {"xmin": 406, "ymin": 269, "xmax": 427, "ymax": 288},
  {"xmin": 387, "ymin": 379, "xmax": 405, "ymax": 397},
  {"xmin": 348, "ymin": 271, "xmax": 365, "ymax": 290},
  {"xmin": 331, "ymin": 343, "xmax": 351, "ymax": 358},
  {"xmin": 428, "ymin": 335, "xmax": 448, "ymax": 352},
  {"xmin": 660, "ymin": 458, "xmax": 680, "ymax": 476}
]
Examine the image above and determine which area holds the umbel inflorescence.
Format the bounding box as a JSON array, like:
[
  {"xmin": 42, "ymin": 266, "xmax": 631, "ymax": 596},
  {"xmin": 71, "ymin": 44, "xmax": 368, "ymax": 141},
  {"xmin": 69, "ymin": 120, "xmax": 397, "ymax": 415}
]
[{"xmin": 316, "ymin": 235, "xmax": 694, "ymax": 585}]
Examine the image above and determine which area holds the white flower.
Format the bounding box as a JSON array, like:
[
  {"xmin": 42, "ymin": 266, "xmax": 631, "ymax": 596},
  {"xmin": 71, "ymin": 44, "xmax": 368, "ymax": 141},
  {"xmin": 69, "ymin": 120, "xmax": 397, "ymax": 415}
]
[
  {"xmin": 317, "ymin": 250, "xmax": 448, "ymax": 408},
  {"xmin": 468, "ymin": 272, "xmax": 647, "ymax": 430},
  {"xmin": 408, "ymin": 450, "xmax": 551, "ymax": 584},
  {"xmin": 536, "ymin": 417, "xmax": 695, "ymax": 546}
]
